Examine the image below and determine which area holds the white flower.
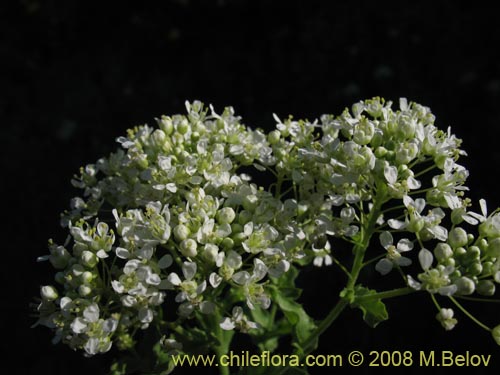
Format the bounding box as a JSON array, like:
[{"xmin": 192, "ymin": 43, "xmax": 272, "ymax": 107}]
[
  {"xmin": 220, "ymin": 306, "xmax": 259, "ymax": 333},
  {"xmin": 375, "ymin": 232, "xmax": 413, "ymax": 275},
  {"xmin": 232, "ymin": 259, "xmax": 270, "ymax": 310},
  {"xmin": 312, "ymin": 241, "xmax": 333, "ymax": 267},
  {"xmin": 436, "ymin": 308, "xmax": 458, "ymax": 331}
]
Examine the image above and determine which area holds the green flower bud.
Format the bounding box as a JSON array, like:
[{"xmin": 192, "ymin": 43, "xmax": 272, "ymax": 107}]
[
  {"xmin": 434, "ymin": 243, "xmax": 453, "ymax": 262},
  {"xmin": 479, "ymin": 238, "xmax": 489, "ymax": 251},
  {"xmin": 81, "ymin": 251, "xmax": 98, "ymax": 268},
  {"xmin": 180, "ymin": 239, "xmax": 197, "ymax": 258},
  {"xmin": 40, "ymin": 285, "xmax": 59, "ymax": 301},
  {"xmin": 370, "ymin": 131, "xmax": 383, "ymax": 148},
  {"xmin": 48, "ymin": 245, "xmax": 71, "ymax": 269},
  {"xmin": 268, "ymin": 130, "xmax": 281, "ymax": 145},
  {"xmin": 78, "ymin": 285, "xmax": 92, "ymax": 297},
  {"xmin": 454, "ymin": 247, "xmax": 467, "ymax": 258},
  {"xmin": 487, "ymin": 238, "xmax": 500, "ymax": 258},
  {"xmin": 466, "ymin": 262, "xmax": 483, "ymax": 277},
  {"xmin": 232, "ymin": 232, "xmax": 247, "ymax": 246},
  {"xmin": 242, "ymin": 195, "xmax": 259, "ymax": 211},
  {"xmin": 173, "ymin": 225, "xmax": 190, "ymax": 241},
  {"xmin": 159, "ymin": 115, "xmax": 174, "ymax": 135},
  {"xmin": 217, "ymin": 207, "xmax": 236, "ymax": 225},
  {"xmin": 477, "ymin": 280, "xmax": 496, "ymax": 296},
  {"xmin": 448, "ymin": 227, "xmax": 468, "ymax": 248},
  {"xmin": 231, "ymin": 223, "xmax": 243, "ymax": 234},
  {"xmin": 492, "ymin": 325, "xmax": 500, "ymax": 346},
  {"xmin": 467, "ymin": 246, "xmax": 481, "ymax": 260},
  {"xmin": 454, "ymin": 276, "xmax": 475, "ymax": 295},
  {"xmin": 177, "ymin": 118, "xmax": 189, "ymax": 134},
  {"xmin": 482, "ymin": 261, "xmax": 494, "ymax": 276},
  {"xmin": 221, "ymin": 237, "xmax": 234, "ymax": 249},
  {"xmin": 81, "ymin": 271, "xmax": 94, "ymax": 284},
  {"xmin": 375, "ymin": 146, "xmax": 388, "ymax": 158},
  {"xmin": 494, "ymin": 271, "xmax": 500, "ymax": 284},
  {"xmin": 442, "ymin": 257, "xmax": 456, "ymax": 267}
]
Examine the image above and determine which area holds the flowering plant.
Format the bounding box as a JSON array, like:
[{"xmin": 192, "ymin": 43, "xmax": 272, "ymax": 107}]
[{"xmin": 33, "ymin": 98, "xmax": 500, "ymax": 374}]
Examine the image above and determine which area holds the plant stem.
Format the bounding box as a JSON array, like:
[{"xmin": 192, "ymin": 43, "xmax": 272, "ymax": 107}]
[
  {"xmin": 354, "ymin": 287, "xmax": 416, "ymax": 302},
  {"xmin": 302, "ymin": 298, "xmax": 349, "ymax": 354},
  {"xmin": 347, "ymin": 189, "xmax": 386, "ymax": 290},
  {"xmin": 272, "ymin": 298, "xmax": 350, "ymax": 375},
  {"xmin": 449, "ymin": 296, "xmax": 491, "ymax": 332}
]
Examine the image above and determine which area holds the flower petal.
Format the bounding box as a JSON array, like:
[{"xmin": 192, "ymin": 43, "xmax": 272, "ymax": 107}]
[
  {"xmin": 418, "ymin": 248, "xmax": 433, "ymax": 271},
  {"xmin": 379, "ymin": 231, "xmax": 393, "ymax": 249},
  {"xmin": 375, "ymin": 258, "xmax": 393, "ymax": 275}
]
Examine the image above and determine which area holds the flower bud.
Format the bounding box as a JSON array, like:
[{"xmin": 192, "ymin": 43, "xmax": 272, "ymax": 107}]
[
  {"xmin": 217, "ymin": 207, "xmax": 236, "ymax": 225},
  {"xmin": 494, "ymin": 271, "xmax": 500, "ymax": 284},
  {"xmin": 492, "ymin": 325, "xmax": 500, "ymax": 345},
  {"xmin": 231, "ymin": 223, "xmax": 243, "ymax": 234},
  {"xmin": 268, "ymin": 130, "xmax": 281, "ymax": 145},
  {"xmin": 454, "ymin": 276, "xmax": 475, "ymax": 295},
  {"xmin": 221, "ymin": 237, "xmax": 234, "ymax": 249},
  {"xmin": 81, "ymin": 251, "xmax": 98, "ymax": 268},
  {"xmin": 374, "ymin": 146, "xmax": 388, "ymax": 158},
  {"xmin": 173, "ymin": 225, "xmax": 190, "ymax": 241},
  {"xmin": 434, "ymin": 243, "xmax": 453, "ymax": 262},
  {"xmin": 436, "ymin": 308, "xmax": 457, "ymax": 331},
  {"xmin": 49, "ymin": 245, "xmax": 71, "ymax": 269},
  {"xmin": 487, "ymin": 238, "xmax": 500, "ymax": 258},
  {"xmin": 233, "ymin": 232, "xmax": 247, "ymax": 246},
  {"xmin": 177, "ymin": 118, "xmax": 189, "ymax": 134},
  {"xmin": 242, "ymin": 195, "xmax": 259, "ymax": 211},
  {"xmin": 79, "ymin": 285, "xmax": 92, "ymax": 297},
  {"xmin": 237, "ymin": 210, "xmax": 252, "ymax": 225},
  {"xmin": 448, "ymin": 227, "xmax": 468, "ymax": 248},
  {"xmin": 159, "ymin": 116, "xmax": 174, "ymax": 135},
  {"xmin": 81, "ymin": 271, "xmax": 94, "ymax": 284},
  {"xmin": 202, "ymin": 244, "xmax": 219, "ymax": 263},
  {"xmin": 151, "ymin": 129, "xmax": 166, "ymax": 147},
  {"xmin": 466, "ymin": 262, "xmax": 482, "ymax": 277},
  {"xmin": 477, "ymin": 280, "xmax": 495, "ymax": 296},
  {"xmin": 180, "ymin": 239, "xmax": 197, "ymax": 258},
  {"xmin": 41, "ymin": 285, "xmax": 59, "ymax": 301}
]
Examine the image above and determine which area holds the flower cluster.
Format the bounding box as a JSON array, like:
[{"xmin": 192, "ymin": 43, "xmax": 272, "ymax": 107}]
[
  {"xmin": 34, "ymin": 101, "xmax": 309, "ymax": 356},
  {"xmin": 34, "ymin": 98, "xmax": 500, "ymax": 370}
]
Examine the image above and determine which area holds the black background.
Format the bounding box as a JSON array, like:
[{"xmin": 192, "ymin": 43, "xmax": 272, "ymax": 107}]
[{"xmin": 2, "ymin": 1, "xmax": 500, "ymax": 374}]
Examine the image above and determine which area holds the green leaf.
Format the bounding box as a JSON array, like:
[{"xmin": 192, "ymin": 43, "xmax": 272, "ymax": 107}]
[
  {"xmin": 272, "ymin": 289, "xmax": 317, "ymax": 345},
  {"xmin": 351, "ymin": 286, "xmax": 389, "ymax": 328}
]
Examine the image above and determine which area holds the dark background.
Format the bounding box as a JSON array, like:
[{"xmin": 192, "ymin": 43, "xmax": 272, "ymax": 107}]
[{"xmin": 2, "ymin": 0, "xmax": 500, "ymax": 374}]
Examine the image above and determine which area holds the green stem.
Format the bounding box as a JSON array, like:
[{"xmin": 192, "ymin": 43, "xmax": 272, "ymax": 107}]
[
  {"xmin": 302, "ymin": 298, "xmax": 349, "ymax": 354},
  {"xmin": 354, "ymin": 287, "xmax": 416, "ymax": 302},
  {"xmin": 273, "ymin": 298, "xmax": 350, "ymax": 375},
  {"xmin": 347, "ymin": 190, "xmax": 386, "ymax": 290},
  {"xmin": 449, "ymin": 296, "xmax": 491, "ymax": 332}
]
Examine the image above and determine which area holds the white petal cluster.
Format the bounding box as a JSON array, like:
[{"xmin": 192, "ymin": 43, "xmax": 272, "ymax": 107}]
[{"xmin": 34, "ymin": 97, "xmax": 500, "ymax": 358}]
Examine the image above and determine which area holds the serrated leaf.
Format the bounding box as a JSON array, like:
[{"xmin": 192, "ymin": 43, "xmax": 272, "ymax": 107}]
[{"xmin": 351, "ymin": 286, "xmax": 388, "ymax": 328}]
